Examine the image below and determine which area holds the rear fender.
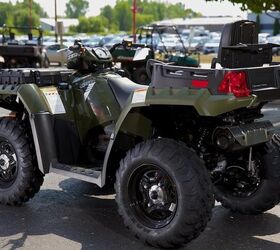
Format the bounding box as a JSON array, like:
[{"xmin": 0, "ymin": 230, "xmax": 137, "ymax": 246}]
[{"xmin": 101, "ymin": 87, "xmax": 256, "ymax": 186}]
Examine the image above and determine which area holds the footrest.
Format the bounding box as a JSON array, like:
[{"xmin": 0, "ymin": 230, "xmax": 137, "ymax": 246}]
[{"xmin": 51, "ymin": 162, "xmax": 102, "ymax": 185}]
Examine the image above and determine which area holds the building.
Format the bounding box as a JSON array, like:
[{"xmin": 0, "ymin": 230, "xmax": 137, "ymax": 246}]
[
  {"xmin": 154, "ymin": 16, "xmax": 243, "ymax": 32},
  {"xmin": 248, "ymin": 12, "xmax": 280, "ymax": 34},
  {"xmin": 40, "ymin": 18, "xmax": 79, "ymax": 33}
]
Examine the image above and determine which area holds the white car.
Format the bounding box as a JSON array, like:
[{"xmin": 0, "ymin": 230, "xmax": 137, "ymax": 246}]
[
  {"xmin": 258, "ymin": 33, "xmax": 270, "ymax": 44},
  {"xmin": 203, "ymin": 37, "xmax": 221, "ymax": 55},
  {"xmin": 267, "ymin": 36, "xmax": 280, "ymax": 55},
  {"xmin": 45, "ymin": 43, "xmax": 69, "ymax": 65},
  {"xmin": 184, "ymin": 36, "xmax": 206, "ymax": 52}
]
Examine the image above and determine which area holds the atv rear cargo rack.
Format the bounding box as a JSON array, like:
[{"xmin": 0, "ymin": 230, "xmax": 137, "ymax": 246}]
[{"xmin": 150, "ymin": 62, "xmax": 280, "ymax": 102}]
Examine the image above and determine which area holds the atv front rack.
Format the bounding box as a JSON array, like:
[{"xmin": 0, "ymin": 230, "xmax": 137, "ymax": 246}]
[{"xmin": 0, "ymin": 68, "xmax": 74, "ymax": 89}]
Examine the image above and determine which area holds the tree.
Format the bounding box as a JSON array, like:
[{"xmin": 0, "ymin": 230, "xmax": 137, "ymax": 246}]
[
  {"xmin": 114, "ymin": 1, "xmax": 132, "ymax": 31},
  {"xmin": 206, "ymin": 0, "xmax": 280, "ymax": 13},
  {"xmin": 0, "ymin": 3, "xmax": 12, "ymax": 26},
  {"xmin": 72, "ymin": 16, "xmax": 109, "ymax": 33},
  {"xmin": 137, "ymin": 14, "xmax": 154, "ymax": 27},
  {"xmin": 15, "ymin": 0, "xmax": 48, "ymax": 18},
  {"xmin": 72, "ymin": 0, "xmax": 202, "ymax": 33},
  {"xmin": 273, "ymin": 18, "xmax": 280, "ymax": 35},
  {"xmin": 65, "ymin": 0, "xmax": 89, "ymax": 18},
  {"xmin": 100, "ymin": 5, "xmax": 114, "ymax": 30},
  {"xmin": 12, "ymin": 9, "xmax": 40, "ymax": 27}
]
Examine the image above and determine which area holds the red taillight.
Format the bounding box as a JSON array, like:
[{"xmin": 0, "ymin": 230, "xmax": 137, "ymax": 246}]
[
  {"xmin": 218, "ymin": 71, "xmax": 250, "ymax": 97},
  {"xmin": 191, "ymin": 79, "xmax": 208, "ymax": 88}
]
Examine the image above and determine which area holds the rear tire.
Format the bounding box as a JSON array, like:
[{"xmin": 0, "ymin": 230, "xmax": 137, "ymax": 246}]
[
  {"xmin": 115, "ymin": 138, "xmax": 214, "ymax": 248},
  {"xmin": 0, "ymin": 118, "xmax": 43, "ymax": 205},
  {"xmin": 214, "ymin": 137, "xmax": 280, "ymax": 214}
]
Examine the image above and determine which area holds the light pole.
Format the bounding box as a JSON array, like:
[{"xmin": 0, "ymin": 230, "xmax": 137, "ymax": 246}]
[
  {"xmin": 132, "ymin": 0, "xmax": 137, "ymax": 42},
  {"xmin": 29, "ymin": 0, "xmax": 33, "ymax": 28},
  {"xmin": 55, "ymin": 0, "xmax": 58, "ymax": 42}
]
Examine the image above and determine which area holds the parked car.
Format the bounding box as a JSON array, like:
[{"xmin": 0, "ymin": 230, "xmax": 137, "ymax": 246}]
[
  {"xmin": 258, "ymin": 33, "xmax": 270, "ymax": 44},
  {"xmin": 267, "ymin": 36, "xmax": 280, "ymax": 55},
  {"xmin": 104, "ymin": 36, "xmax": 129, "ymax": 50},
  {"xmin": 203, "ymin": 37, "xmax": 221, "ymax": 54},
  {"xmin": 157, "ymin": 34, "xmax": 185, "ymax": 52},
  {"xmin": 45, "ymin": 43, "xmax": 69, "ymax": 65},
  {"xmin": 185, "ymin": 36, "xmax": 206, "ymax": 51},
  {"xmin": 99, "ymin": 35, "xmax": 115, "ymax": 46},
  {"xmin": 44, "ymin": 36, "xmax": 74, "ymax": 47},
  {"xmin": 84, "ymin": 36, "xmax": 103, "ymax": 47}
]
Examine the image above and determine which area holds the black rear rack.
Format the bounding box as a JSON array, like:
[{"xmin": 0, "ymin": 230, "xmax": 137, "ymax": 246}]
[{"xmin": 150, "ymin": 63, "xmax": 280, "ymax": 101}]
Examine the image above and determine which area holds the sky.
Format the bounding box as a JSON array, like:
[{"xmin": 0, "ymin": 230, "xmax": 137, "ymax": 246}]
[{"xmin": 2, "ymin": 0, "xmax": 247, "ymax": 18}]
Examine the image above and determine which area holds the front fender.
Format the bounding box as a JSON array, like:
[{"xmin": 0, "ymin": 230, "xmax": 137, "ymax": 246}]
[
  {"xmin": 17, "ymin": 85, "xmax": 56, "ymax": 174},
  {"xmin": 17, "ymin": 84, "xmax": 51, "ymax": 114}
]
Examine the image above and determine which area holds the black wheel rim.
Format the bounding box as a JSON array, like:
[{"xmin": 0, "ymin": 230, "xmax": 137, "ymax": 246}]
[
  {"xmin": 128, "ymin": 164, "xmax": 178, "ymax": 229},
  {"xmin": 0, "ymin": 137, "xmax": 18, "ymax": 189}
]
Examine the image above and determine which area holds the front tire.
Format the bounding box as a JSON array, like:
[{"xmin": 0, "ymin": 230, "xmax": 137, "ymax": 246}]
[
  {"xmin": 214, "ymin": 138, "xmax": 280, "ymax": 214},
  {"xmin": 115, "ymin": 138, "xmax": 214, "ymax": 248},
  {"xmin": 0, "ymin": 118, "xmax": 43, "ymax": 205}
]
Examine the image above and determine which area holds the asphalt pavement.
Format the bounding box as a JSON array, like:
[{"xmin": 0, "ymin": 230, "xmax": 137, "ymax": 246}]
[{"xmin": 0, "ymin": 104, "xmax": 280, "ymax": 250}]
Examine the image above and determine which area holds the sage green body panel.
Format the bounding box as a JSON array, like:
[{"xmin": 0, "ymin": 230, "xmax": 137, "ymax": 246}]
[
  {"xmin": 68, "ymin": 72, "xmax": 121, "ymax": 143},
  {"xmin": 145, "ymin": 88, "xmax": 256, "ymax": 116},
  {"xmin": 101, "ymin": 87, "xmax": 258, "ymax": 185},
  {"xmin": 113, "ymin": 87, "xmax": 256, "ymax": 138},
  {"xmin": 18, "ymin": 84, "xmax": 51, "ymax": 113},
  {"xmin": 0, "ymin": 72, "xmax": 264, "ymax": 187}
]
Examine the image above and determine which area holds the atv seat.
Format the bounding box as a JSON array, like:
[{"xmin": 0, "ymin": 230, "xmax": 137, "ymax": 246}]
[{"xmin": 108, "ymin": 77, "xmax": 148, "ymax": 109}]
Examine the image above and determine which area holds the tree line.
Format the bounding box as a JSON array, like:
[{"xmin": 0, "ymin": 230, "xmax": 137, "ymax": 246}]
[
  {"xmin": 0, "ymin": 0, "xmax": 47, "ymax": 27},
  {"xmin": 0, "ymin": 0, "xmax": 279, "ymax": 34},
  {"xmin": 69, "ymin": 0, "xmax": 201, "ymax": 33},
  {"xmin": 0, "ymin": 0, "xmax": 201, "ymax": 34}
]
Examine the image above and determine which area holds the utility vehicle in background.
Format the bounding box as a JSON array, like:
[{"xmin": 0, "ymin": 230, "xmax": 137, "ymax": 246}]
[
  {"xmin": 0, "ymin": 20, "xmax": 279, "ymax": 248},
  {"xmin": 110, "ymin": 24, "xmax": 200, "ymax": 84},
  {"xmin": 0, "ymin": 25, "xmax": 49, "ymax": 68}
]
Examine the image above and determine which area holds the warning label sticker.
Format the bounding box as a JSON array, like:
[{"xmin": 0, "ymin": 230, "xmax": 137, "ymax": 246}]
[
  {"xmin": 132, "ymin": 89, "xmax": 147, "ymax": 104},
  {"xmin": 41, "ymin": 87, "xmax": 66, "ymax": 114}
]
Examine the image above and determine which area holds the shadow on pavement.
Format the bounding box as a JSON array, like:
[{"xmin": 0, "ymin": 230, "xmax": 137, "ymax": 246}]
[{"xmin": 0, "ymin": 178, "xmax": 279, "ymax": 250}]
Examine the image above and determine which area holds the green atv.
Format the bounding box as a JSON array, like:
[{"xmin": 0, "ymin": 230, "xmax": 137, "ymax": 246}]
[
  {"xmin": 0, "ymin": 25, "xmax": 49, "ymax": 68},
  {"xmin": 0, "ymin": 20, "xmax": 280, "ymax": 248},
  {"xmin": 111, "ymin": 24, "xmax": 199, "ymax": 84}
]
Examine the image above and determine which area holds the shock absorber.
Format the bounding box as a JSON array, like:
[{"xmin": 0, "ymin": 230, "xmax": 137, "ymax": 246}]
[{"xmin": 197, "ymin": 128, "xmax": 209, "ymax": 159}]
